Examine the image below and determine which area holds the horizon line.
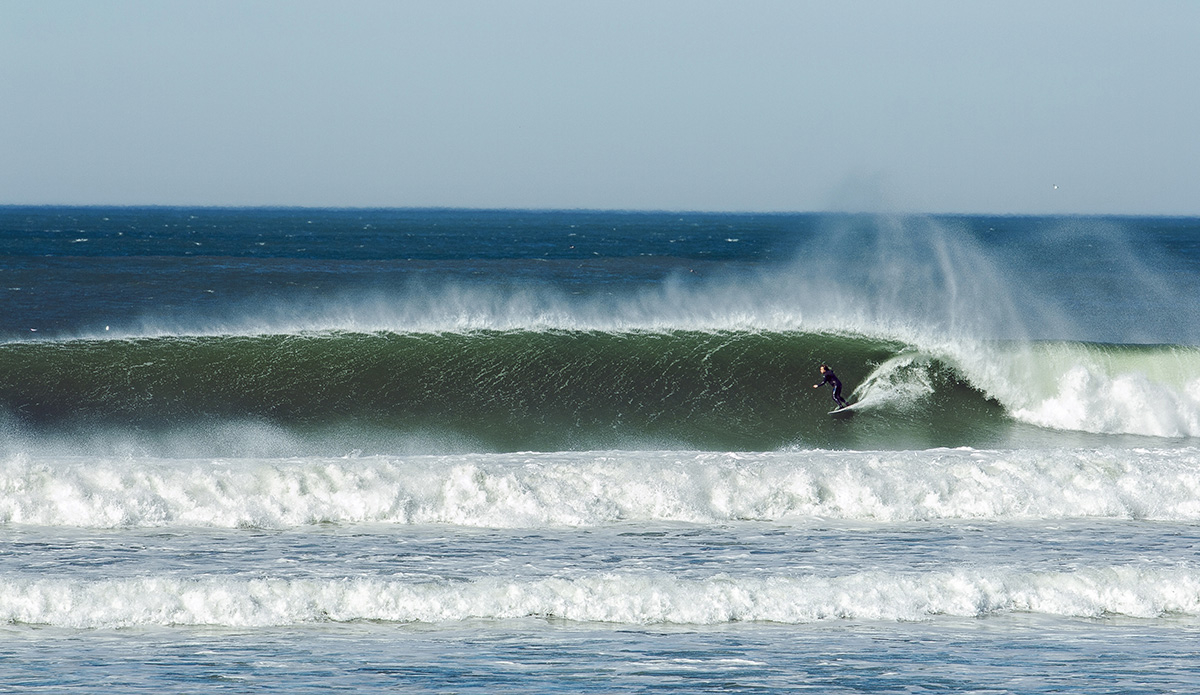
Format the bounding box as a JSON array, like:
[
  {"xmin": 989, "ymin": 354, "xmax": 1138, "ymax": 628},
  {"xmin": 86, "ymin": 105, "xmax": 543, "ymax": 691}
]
[{"xmin": 2, "ymin": 203, "xmax": 1198, "ymax": 219}]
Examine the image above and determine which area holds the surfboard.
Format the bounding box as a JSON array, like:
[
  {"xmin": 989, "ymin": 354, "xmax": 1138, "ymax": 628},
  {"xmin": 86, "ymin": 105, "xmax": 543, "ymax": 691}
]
[{"xmin": 829, "ymin": 403, "xmax": 859, "ymax": 416}]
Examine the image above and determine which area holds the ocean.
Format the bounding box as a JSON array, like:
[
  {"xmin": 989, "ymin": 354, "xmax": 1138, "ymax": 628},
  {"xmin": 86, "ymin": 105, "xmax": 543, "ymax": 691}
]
[{"xmin": 1, "ymin": 207, "xmax": 1198, "ymax": 693}]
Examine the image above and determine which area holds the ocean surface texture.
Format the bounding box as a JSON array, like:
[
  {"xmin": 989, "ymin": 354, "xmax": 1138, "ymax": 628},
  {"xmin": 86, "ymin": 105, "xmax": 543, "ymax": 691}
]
[{"xmin": 1, "ymin": 207, "xmax": 1199, "ymax": 693}]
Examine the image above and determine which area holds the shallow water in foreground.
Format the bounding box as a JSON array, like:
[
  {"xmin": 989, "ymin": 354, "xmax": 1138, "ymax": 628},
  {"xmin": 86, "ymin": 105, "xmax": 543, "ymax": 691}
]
[{"xmin": 2, "ymin": 616, "xmax": 1197, "ymax": 694}]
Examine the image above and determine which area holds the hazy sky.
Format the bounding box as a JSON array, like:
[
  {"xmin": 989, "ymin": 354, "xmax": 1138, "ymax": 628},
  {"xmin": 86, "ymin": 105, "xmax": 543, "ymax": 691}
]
[{"xmin": 2, "ymin": 0, "xmax": 1198, "ymax": 214}]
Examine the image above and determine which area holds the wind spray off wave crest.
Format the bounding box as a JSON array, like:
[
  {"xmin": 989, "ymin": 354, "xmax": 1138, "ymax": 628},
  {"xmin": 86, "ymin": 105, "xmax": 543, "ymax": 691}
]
[{"xmin": 97, "ymin": 215, "xmax": 1052, "ymax": 341}]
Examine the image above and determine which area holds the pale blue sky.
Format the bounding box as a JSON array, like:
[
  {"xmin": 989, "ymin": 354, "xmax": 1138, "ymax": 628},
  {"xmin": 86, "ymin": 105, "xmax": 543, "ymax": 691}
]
[{"xmin": 2, "ymin": 0, "xmax": 1198, "ymax": 213}]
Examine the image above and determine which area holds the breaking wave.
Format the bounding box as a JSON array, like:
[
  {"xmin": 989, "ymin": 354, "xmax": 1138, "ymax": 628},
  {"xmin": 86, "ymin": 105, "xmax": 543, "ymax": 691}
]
[
  {"xmin": 3, "ymin": 447, "xmax": 1200, "ymax": 528},
  {"xmin": 4, "ymin": 565, "xmax": 1198, "ymax": 628},
  {"xmin": 0, "ymin": 329, "xmax": 1197, "ymax": 453}
]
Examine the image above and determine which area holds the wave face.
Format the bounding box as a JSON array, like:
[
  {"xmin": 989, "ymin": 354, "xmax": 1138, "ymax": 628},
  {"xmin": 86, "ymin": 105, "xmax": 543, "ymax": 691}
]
[
  {"xmin": 2, "ymin": 330, "xmax": 1198, "ymax": 454},
  {"xmin": 0, "ymin": 330, "xmax": 905, "ymax": 453}
]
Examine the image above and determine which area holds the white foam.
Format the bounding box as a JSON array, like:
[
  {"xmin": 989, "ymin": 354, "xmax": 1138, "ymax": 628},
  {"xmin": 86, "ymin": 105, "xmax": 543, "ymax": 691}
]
[
  {"xmin": 849, "ymin": 352, "xmax": 939, "ymax": 408},
  {"xmin": 2, "ymin": 565, "xmax": 1197, "ymax": 628},
  {"xmin": 3, "ymin": 447, "xmax": 1200, "ymax": 529},
  {"xmin": 841, "ymin": 337, "xmax": 1200, "ymax": 438},
  {"xmin": 945, "ymin": 342, "xmax": 1200, "ymax": 438}
]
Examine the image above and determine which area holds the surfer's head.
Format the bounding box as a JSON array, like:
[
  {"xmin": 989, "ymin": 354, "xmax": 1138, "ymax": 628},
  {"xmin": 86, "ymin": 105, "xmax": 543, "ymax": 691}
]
[{"xmin": 819, "ymin": 364, "xmax": 829, "ymax": 373}]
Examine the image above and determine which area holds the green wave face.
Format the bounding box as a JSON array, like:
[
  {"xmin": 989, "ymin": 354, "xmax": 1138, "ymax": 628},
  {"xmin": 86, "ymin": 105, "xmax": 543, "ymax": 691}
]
[
  {"xmin": 0, "ymin": 330, "xmax": 996, "ymax": 452},
  {"xmin": 2, "ymin": 330, "xmax": 1197, "ymax": 453}
]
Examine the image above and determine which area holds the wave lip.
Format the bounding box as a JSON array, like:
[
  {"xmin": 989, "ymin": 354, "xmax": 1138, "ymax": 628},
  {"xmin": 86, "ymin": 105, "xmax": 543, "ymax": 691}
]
[
  {"xmin": 4, "ymin": 448, "xmax": 1200, "ymax": 529},
  {"xmin": 3, "ymin": 566, "xmax": 1198, "ymax": 629}
]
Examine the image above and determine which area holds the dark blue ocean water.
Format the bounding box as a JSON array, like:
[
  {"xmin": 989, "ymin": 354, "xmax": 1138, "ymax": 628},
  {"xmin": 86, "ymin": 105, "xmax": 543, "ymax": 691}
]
[
  {"xmin": 1, "ymin": 207, "xmax": 794, "ymax": 338},
  {"xmin": 2, "ymin": 207, "xmax": 1200, "ymax": 693}
]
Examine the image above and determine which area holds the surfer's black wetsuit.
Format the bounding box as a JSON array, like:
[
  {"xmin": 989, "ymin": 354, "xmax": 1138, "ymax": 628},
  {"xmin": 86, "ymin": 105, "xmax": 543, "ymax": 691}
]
[{"xmin": 819, "ymin": 370, "xmax": 849, "ymax": 409}]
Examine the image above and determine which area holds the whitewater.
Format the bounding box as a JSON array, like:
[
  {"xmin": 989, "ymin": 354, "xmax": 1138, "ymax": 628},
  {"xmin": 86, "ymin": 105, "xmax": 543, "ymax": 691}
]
[
  {"xmin": 2, "ymin": 207, "xmax": 1199, "ymax": 693},
  {"xmin": 4, "ymin": 448, "xmax": 1200, "ymax": 528}
]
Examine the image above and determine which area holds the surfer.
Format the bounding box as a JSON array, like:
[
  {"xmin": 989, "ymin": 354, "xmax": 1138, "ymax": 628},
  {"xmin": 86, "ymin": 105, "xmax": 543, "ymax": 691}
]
[{"xmin": 813, "ymin": 364, "xmax": 849, "ymax": 409}]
